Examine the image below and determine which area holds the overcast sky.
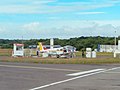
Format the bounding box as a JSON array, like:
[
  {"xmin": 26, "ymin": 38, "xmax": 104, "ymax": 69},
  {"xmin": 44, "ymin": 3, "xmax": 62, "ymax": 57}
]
[{"xmin": 0, "ymin": 0, "xmax": 120, "ymax": 39}]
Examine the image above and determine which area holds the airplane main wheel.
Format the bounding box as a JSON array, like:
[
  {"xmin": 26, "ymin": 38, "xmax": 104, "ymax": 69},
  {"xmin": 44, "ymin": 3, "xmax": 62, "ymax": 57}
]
[{"xmin": 57, "ymin": 55, "xmax": 60, "ymax": 58}]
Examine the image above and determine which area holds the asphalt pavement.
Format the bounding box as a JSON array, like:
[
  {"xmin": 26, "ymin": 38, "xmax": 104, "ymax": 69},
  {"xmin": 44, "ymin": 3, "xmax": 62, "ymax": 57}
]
[{"xmin": 0, "ymin": 62, "xmax": 120, "ymax": 90}]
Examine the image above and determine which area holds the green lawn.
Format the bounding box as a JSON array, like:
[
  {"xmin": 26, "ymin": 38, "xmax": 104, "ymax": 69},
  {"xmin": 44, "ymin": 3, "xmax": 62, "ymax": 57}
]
[
  {"xmin": 0, "ymin": 49, "xmax": 120, "ymax": 64},
  {"xmin": 0, "ymin": 57, "xmax": 120, "ymax": 64},
  {"xmin": 0, "ymin": 49, "xmax": 12, "ymax": 56}
]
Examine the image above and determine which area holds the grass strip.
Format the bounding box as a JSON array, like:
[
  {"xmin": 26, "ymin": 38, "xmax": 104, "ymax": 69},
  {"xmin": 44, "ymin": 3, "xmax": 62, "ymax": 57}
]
[{"xmin": 0, "ymin": 57, "xmax": 120, "ymax": 64}]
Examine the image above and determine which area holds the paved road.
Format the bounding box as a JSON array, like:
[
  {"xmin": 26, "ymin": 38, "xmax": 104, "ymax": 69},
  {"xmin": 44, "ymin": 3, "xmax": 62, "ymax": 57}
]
[{"xmin": 0, "ymin": 62, "xmax": 120, "ymax": 90}]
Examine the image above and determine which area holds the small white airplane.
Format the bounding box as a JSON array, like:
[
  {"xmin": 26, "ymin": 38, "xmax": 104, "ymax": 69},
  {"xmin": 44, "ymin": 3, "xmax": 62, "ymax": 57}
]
[{"xmin": 38, "ymin": 42, "xmax": 76, "ymax": 58}]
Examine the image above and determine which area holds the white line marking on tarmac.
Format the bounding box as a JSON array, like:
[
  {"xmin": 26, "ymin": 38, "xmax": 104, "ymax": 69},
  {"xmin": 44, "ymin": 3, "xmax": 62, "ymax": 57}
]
[
  {"xmin": 66, "ymin": 69, "xmax": 105, "ymax": 76},
  {"xmin": 29, "ymin": 67, "xmax": 120, "ymax": 90},
  {"xmin": 104, "ymin": 72, "xmax": 120, "ymax": 74},
  {"xmin": 0, "ymin": 64, "xmax": 79, "ymax": 72}
]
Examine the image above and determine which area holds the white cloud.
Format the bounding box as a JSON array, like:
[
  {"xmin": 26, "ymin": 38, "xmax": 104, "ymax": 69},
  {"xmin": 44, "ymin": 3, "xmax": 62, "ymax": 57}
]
[
  {"xmin": 32, "ymin": 0, "xmax": 57, "ymax": 4},
  {"xmin": 23, "ymin": 22, "xmax": 40, "ymax": 29},
  {"xmin": 77, "ymin": 12, "xmax": 105, "ymax": 15},
  {"xmin": 48, "ymin": 17, "xmax": 60, "ymax": 20},
  {"xmin": 21, "ymin": 20, "xmax": 120, "ymax": 38},
  {"xmin": 0, "ymin": 27, "xmax": 3, "ymax": 32},
  {"xmin": 0, "ymin": 0, "xmax": 57, "ymax": 14},
  {"xmin": 23, "ymin": 22, "xmax": 41, "ymax": 31},
  {"xmin": 0, "ymin": 20, "xmax": 120, "ymax": 39},
  {"xmin": 51, "ymin": 23, "xmax": 120, "ymax": 37},
  {"xmin": 0, "ymin": 0, "xmax": 56, "ymax": 5},
  {"xmin": 0, "ymin": 25, "xmax": 8, "ymax": 32},
  {"xmin": 0, "ymin": 0, "xmax": 119, "ymax": 14}
]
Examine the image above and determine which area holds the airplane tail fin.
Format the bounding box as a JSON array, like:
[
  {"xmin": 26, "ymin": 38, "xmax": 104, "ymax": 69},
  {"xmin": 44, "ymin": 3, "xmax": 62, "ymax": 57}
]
[{"xmin": 38, "ymin": 42, "xmax": 44, "ymax": 51}]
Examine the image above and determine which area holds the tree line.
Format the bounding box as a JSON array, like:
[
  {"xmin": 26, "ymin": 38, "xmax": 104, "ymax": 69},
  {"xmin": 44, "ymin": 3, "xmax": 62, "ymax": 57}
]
[{"xmin": 0, "ymin": 36, "xmax": 120, "ymax": 50}]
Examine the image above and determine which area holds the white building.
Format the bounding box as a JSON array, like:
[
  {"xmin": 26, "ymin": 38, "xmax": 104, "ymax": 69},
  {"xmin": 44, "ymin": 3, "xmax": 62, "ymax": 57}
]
[
  {"xmin": 12, "ymin": 43, "xmax": 24, "ymax": 57},
  {"xmin": 98, "ymin": 45, "xmax": 118, "ymax": 52},
  {"xmin": 114, "ymin": 40, "xmax": 120, "ymax": 58}
]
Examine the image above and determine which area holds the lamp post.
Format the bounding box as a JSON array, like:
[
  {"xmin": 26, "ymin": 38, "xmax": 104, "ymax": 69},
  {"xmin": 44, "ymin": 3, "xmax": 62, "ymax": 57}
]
[{"xmin": 115, "ymin": 31, "xmax": 117, "ymax": 50}]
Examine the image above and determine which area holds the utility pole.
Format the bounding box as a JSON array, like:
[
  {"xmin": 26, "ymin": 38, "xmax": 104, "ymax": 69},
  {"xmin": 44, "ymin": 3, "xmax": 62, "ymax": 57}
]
[
  {"xmin": 115, "ymin": 31, "xmax": 117, "ymax": 50},
  {"xmin": 22, "ymin": 36, "xmax": 23, "ymax": 44}
]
